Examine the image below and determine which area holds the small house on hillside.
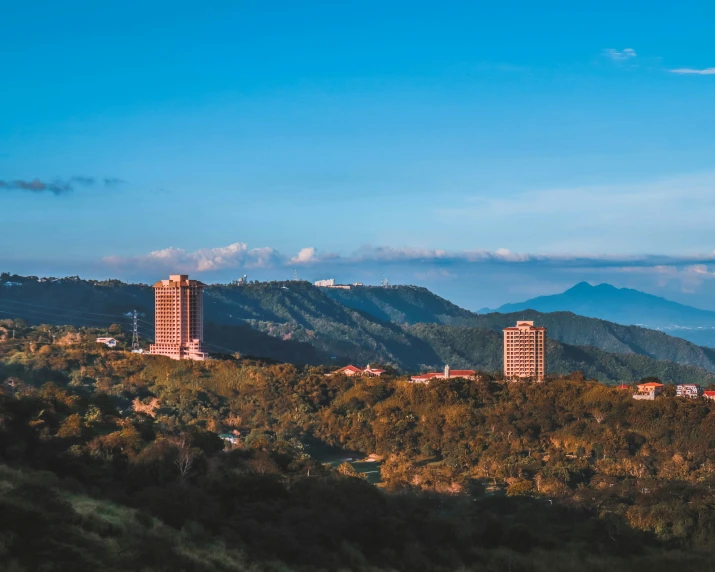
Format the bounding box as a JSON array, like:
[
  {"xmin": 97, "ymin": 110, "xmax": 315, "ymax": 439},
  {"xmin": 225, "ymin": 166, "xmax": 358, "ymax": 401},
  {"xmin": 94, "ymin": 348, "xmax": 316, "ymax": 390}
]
[
  {"xmin": 633, "ymin": 381, "xmax": 664, "ymax": 401},
  {"xmin": 96, "ymin": 337, "xmax": 118, "ymax": 348},
  {"xmin": 219, "ymin": 433, "xmax": 240, "ymax": 447},
  {"xmin": 676, "ymin": 384, "xmax": 702, "ymax": 399},
  {"xmin": 703, "ymin": 390, "xmax": 715, "ymax": 401},
  {"xmin": 363, "ymin": 364, "xmax": 386, "ymax": 377},
  {"xmin": 333, "ymin": 365, "xmax": 363, "ymax": 376},
  {"xmin": 410, "ymin": 365, "xmax": 478, "ymax": 384},
  {"xmin": 328, "ymin": 364, "xmax": 386, "ymax": 377}
]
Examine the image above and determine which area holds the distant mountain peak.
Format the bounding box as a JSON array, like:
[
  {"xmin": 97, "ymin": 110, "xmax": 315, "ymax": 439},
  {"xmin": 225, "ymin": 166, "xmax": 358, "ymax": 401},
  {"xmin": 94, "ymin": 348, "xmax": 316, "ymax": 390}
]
[
  {"xmin": 496, "ymin": 281, "xmax": 715, "ymax": 338},
  {"xmin": 565, "ymin": 282, "xmax": 619, "ymax": 294},
  {"xmin": 566, "ymin": 281, "xmax": 594, "ymax": 291}
]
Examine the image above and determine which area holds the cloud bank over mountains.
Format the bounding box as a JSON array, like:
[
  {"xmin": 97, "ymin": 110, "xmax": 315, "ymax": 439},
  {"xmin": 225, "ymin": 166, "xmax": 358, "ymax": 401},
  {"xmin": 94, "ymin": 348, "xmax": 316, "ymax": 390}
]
[
  {"xmin": 104, "ymin": 241, "xmax": 715, "ymax": 273},
  {"xmin": 100, "ymin": 241, "xmax": 715, "ymax": 308}
]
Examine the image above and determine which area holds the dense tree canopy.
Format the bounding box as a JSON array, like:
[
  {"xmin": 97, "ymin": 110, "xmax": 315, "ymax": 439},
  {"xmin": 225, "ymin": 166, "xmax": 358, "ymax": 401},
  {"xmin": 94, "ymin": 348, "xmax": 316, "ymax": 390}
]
[{"xmin": 1, "ymin": 321, "xmax": 714, "ymax": 570}]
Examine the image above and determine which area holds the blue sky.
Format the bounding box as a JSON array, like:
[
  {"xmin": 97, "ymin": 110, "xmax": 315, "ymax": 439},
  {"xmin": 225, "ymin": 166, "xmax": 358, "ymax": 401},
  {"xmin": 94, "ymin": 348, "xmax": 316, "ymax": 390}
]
[{"xmin": 2, "ymin": 1, "xmax": 715, "ymax": 310}]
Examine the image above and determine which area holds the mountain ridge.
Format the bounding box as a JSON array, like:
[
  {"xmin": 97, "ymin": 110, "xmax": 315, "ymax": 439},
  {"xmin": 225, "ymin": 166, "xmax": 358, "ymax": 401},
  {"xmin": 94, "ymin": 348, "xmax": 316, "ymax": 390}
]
[
  {"xmin": 491, "ymin": 281, "xmax": 715, "ymax": 347},
  {"xmin": 2, "ymin": 272, "xmax": 715, "ymax": 382}
]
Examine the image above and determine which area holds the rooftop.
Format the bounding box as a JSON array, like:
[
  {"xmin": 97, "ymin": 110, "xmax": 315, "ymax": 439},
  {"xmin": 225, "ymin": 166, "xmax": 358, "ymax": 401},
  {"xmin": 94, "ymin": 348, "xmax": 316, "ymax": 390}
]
[{"xmin": 153, "ymin": 274, "xmax": 205, "ymax": 288}]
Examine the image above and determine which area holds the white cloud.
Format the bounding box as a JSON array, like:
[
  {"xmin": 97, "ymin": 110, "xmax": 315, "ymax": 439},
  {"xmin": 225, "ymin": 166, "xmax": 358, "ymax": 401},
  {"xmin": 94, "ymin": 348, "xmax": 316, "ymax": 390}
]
[
  {"xmin": 603, "ymin": 48, "xmax": 637, "ymax": 61},
  {"xmin": 70, "ymin": 238, "xmax": 715, "ymax": 310},
  {"xmin": 290, "ymin": 247, "xmax": 320, "ymax": 264},
  {"xmin": 104, "ymin": 240, "xmax": 715, "ymax": 277},
  {"xmin": 669, "ymin": 67, "xmax": 715, "ymax": 75},
  {"xmin": 103, "ymin": 242, "xmax": 279, "ymax": 273}
]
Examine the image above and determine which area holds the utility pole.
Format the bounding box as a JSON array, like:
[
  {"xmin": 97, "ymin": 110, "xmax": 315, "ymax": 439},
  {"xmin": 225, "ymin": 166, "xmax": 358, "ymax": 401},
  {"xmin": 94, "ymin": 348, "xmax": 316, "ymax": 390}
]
[{"xmin": 132, "ymin": 310, "xmax": 140, "ymax": 351}]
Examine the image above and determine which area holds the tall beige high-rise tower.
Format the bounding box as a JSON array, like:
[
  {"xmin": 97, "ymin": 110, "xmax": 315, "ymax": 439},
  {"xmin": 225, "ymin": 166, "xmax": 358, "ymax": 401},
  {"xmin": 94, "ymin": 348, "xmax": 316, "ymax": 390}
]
[
  {"xmin": 149, "ymin": 274, "xmax": 207, "ymax": 361},
  {"xmin": 503, "ymin": 321, "xmax": 546, "ymax": 381}
]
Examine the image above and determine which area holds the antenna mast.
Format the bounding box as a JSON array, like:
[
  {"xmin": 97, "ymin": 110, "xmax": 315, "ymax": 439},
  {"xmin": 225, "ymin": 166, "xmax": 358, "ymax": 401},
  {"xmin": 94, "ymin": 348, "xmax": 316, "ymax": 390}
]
[{"xmin": 131, "ymin": 310, "xmax": 140, "ymax": 351}]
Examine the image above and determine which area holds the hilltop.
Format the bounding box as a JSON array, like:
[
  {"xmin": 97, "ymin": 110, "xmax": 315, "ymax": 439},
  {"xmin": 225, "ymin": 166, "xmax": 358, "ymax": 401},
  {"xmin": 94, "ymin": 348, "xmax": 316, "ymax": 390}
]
[{"xmin": 3, "ymin": 273, "xmax": 715, "ymax": 382}]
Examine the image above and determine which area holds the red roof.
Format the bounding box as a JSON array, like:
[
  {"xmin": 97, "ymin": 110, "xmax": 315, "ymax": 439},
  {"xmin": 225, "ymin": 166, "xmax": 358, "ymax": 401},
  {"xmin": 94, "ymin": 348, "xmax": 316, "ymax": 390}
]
[
  {"xmin": 411, "ymin": 373, "xmax": 442, "ymax": 380},
  {"xmin": 704, "ymin": 391, "xmax": 715, "ymax": 397},
  {"xmin": 411, "ymin": 370, "xmax": 476, "ymax": 380},
  {"xmin": 638, "ymin": 382, "xmax": 664, "ymax": 388},
  {"xmin": 616, "ymin": 384, "xmax": 631, "ymax": 389},
  {"xmin": 337, "ymin": 365, "xmax": 362, "ymax": 374}
]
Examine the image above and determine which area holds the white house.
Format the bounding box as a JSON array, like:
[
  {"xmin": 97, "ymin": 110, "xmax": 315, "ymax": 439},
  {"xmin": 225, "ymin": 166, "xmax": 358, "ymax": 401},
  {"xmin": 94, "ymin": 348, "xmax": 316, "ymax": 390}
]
[
  {"xmin": 96, "ymin": 337, "xmax": 118, "ymax": 348},
  {"xmin": 676, "ymin": 384, "xmax": 702, "ymax": 399}
]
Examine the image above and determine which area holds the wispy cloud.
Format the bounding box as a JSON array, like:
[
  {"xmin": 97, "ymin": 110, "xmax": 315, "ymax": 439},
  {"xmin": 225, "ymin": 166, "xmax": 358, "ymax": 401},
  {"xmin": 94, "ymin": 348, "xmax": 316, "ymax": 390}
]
[
  {"xmin": 669, "ymin": 67, "xmax": 715, "ymax": 75},
  {"xmin": 0, "ymin": 176, "xmax": 126, "ymax": 195},
  {"xmin": 103, "ymin": 177, "xmax": 127, "ymax": 187},
  {"xmin": 603, "ymin": 48, "xmax": 637, "ymax": 62},
  {"xmin": 435, "ymin": 171, "xmax": 715, "ymax": 254}
]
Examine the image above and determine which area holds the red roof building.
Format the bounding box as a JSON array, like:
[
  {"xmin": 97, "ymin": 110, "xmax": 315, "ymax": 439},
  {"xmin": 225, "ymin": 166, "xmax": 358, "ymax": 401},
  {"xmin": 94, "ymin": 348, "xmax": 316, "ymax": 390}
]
[
  {"xmin": 364, "ymin": 365, "xmax": 386, "ymax": 377},
  {"xmin": 333, "ymin": 365, "xmax": 363, "ymax": 376},
  {"xmin": 703, "ymin": 390, "xmax": 715, "ymax": 401},
  {"xmin": 329, "ymin": 364, "xmax": 386, "ymax": 377},
  {"xmin": 634, "ymin": 381, "xmax": 665, "ymax": 400},
  {"xmin": 410, "ymin": 365, "xmax": 478, "ymax": 384},
  {"xmin": 638, "ymin": 382, "xmax": 664, "ymax": 389}
]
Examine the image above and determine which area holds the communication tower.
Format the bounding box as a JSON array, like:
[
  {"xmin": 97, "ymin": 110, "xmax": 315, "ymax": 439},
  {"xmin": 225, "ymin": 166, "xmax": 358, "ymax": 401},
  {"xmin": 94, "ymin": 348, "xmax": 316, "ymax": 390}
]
[{"xmin": 131, "ymin": 310, "xmax": 140, "ymax": 351}]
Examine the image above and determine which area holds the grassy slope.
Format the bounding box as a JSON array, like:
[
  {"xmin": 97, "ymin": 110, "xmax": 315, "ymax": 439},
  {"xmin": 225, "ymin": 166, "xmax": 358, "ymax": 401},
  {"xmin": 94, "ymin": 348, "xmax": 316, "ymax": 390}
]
[{"xmin": 0, "ymin": 464, "xmax": 256, "ymax": 572}]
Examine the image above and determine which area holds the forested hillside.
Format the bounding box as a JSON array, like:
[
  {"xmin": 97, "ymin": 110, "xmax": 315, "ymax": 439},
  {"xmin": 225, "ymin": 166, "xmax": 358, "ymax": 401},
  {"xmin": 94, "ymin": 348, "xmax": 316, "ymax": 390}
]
[
  {"xmin": 324, "ymin": 283, "xmax": 715, "ymax": 373},
  {"xmin": 1, "ymin": 323, "xmax": 714, "ymax": 570},
  {"xmin": 3, "ymin": 273, "xmax": 715, "ymax": 382},
  {"xmin": 405, "ymin": 324, "xmax": 715, "ymax": 384}
]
